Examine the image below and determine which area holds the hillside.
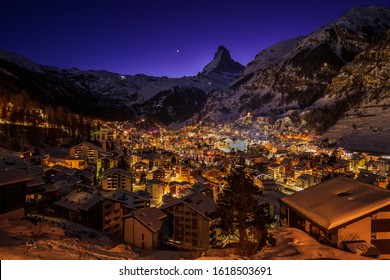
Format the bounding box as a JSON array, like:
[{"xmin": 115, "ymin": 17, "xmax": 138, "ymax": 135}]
[{"xmin": 310, "ymin": 30, "xmax": 390, "ymax": 152}]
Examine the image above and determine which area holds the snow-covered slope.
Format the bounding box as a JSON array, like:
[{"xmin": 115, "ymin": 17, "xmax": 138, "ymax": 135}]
[
  {"xmin": 0, "ymin": 219, "xmax": 367, "ymax": 260},
  {"xmin": 254, "ymin": 227, "xmax": 368, "ymax": 260},
  {"xmin": 0, "ymin": 219, "xmax": 138, "ymax": 260},
  {"xmin": 199, "ymin": 6, "xmax": 390, "ymax": 124}
]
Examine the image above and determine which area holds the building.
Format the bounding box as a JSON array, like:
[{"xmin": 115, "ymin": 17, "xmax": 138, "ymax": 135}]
[
  {"xmin": 123, "ymin": 207, "xmax": 167, "ymax": 250},
  {"xmin": 0, "ymin": 169, "xmax": 33, "ymax": 219},
  {"xmin": 175, "ymin": 164, "xmax": 193, "ymax": 180},
  {"xmin": 201, "ymin": 167, "xmax": 221, "ymax": 183},
  {"xmin": 161, "ymin": 192, "xmax": 216, "ymax": 250},
  {"xmin": 102, "ymin": 198, "xmax": 123, "ymax": 239},
  {"xmin": 133, "ymin": 162, "xmax": 149, "ymax": 173},
  {"xmin": 296, "ymin": 174, "xmax": 317, "ymax": 189},
  {"xmin": 108, "ymin": 189, "xmax": 150, "ymax": 212},
  {"xmin": 69, "ymin": 142, "xmax": 102, "ymax": 163},
  {"xmin": 280, "ymin": 176, "xmax": 390, "ymax": 257},
  {"xmin": 65, "ymin": 158, "xmax": 86, "ymax": 169},
  {"xmin": 96, "ymin": 156, "xmax": 117, "ymax": 172},
  {"xmin": 101, "ymin": 168, "xmax": 133, "ymax": 191},
  {"xmin": 152, "ymin": 168, "xmax": 166, "ymax": 181},
  {"xmin": 267, "ymin": 164, "xmax": 280, "ymax": 179},
  {"xmin": 54, "ymin": 190, "xmax": 105, "ymax": 229},
  {"xmin": 169, "ymin": 181, "xmax": 192, "ymax": 197},
  {"xmin": 146, "ymin": 179, "xmax": 168, "ymax": 207}
]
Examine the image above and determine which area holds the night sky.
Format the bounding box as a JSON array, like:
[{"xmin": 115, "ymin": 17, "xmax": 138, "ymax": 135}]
[{"xmin": 1, "ymin": 0, "xmax": 389, "ymax": 77}]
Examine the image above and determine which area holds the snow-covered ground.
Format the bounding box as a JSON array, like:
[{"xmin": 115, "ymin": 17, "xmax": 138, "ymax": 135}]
[
  {"xmin": 0, "ymin": 219, "xmax": 138, "ymax": 260},
  {"xmin": 254, "ymin": 227, "xmax": 368, "ymax": 260},
  {"xmin": 0, "ymin": 218, "xmax": 367, "ymax": 260},
  {"xmin": 199, "ymin": 227, "xmax": 368, "ymax": 260}
]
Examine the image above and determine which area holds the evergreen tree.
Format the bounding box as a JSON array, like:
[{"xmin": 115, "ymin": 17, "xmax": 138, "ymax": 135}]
[{"xmin": 212, "ymin": 167, "xmax": 269, "ymax": 255}]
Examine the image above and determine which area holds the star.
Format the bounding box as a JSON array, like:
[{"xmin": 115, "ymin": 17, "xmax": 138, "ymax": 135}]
[{"xmin": 176, "ymin": 49, "xmax": 180, "ymax": 53}]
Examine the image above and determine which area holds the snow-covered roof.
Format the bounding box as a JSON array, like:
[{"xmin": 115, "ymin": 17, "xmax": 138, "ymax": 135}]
[
  {"xmin": 123, "ymin": 207, "xmax": 166, "ymax": 233},
  {"xmin": 161, "ymin": 192, "xmax": 215, "ymax": 219},
  {"xmin": 280, "ymin": 176, "xmax": 390, "ymax": 230},
  {"xmin": 54, "ymin": 190, "xmax": 104, "ymax": 212},
  {"xmin": 0, "ymin": 169, "xmax": 33, "ymax": 187}
]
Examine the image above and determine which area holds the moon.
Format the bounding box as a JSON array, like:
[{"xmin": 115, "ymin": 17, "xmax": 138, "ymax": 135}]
[{"xmin": 176, "ymin": 49, "xmax": 180, "ymax": 53}]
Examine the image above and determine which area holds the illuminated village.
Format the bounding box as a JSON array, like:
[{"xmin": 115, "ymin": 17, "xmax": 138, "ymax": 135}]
[{"xmin": 1, "ymin": 110, "xmax": 390, "ymax": 259}]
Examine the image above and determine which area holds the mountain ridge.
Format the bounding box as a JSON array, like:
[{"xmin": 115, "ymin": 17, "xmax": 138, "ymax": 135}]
[{"xmin": 0, "ymin": 46, "xmax": 243, "ymax": 124}]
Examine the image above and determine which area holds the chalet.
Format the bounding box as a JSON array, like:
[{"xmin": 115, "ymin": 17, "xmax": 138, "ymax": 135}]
[
  {"xmin": 54, "ymin": 190, "xmax": 105, "ymax": 229},
  {"xmin": 69, "ymin": 142, "xmax": 102, "ymax": 163},
  {"xmin": 161, "ymin": 192, "xmax": 216, "ymax": 250},
  {"xmin": 133, "ymin": 162, "xmax": 149, "ymax": 173},
  {"xmin": 280, "ymin": 176, "xmax": 390, "ymax": 257},
  {"xmin": 0, "ymin": 169, "xmax": 33, "ymax": 219},
  {"xmin": 175, "ymin": 164, "xmax": 195, "ymax": 181},
  {"xmin": 123, "ymin": 207, "xmax": 167, "ymax": 250},
  {"xmin": 201, "ymin": 167, "xmax": 221, "ymax": 183},
  {"xmin": 152, "ymin": 168, "xmax": 166, "ymax": 181},
  {"xmin": 169, "ymin": 181, "xmax": 192, "ymax": 197},
  {"xmin": 101, "ymin": 168, "xmax": 133, "ymax": 191},
  {"xmin": 129, "ymin": 153, "xmax": 143, "ymax": 167},
  {"xmin": 162, "ymin": 161, "xmax": 174, "ymax": 171}
]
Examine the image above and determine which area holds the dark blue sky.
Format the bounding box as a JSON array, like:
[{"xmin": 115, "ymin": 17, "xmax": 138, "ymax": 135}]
[{"xmin": 1, "ymin": 0, "xmax": 389, "ymax": 77}]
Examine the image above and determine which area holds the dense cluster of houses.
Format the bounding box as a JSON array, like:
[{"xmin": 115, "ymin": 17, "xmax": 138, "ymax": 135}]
[{"xmin": 1, "ymin": 120, "xmax": 390, "ymax": 257}]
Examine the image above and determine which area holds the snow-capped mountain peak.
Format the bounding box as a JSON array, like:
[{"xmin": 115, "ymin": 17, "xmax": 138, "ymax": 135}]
[{"xmin": 202, "ymin": 45, "xmax": 244, "ymax": 75}]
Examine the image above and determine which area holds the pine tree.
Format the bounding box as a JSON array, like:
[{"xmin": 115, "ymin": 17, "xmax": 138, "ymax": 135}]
[{"xmin": 212, "ymin": 167, "xmax": 269, "ymax": 255}]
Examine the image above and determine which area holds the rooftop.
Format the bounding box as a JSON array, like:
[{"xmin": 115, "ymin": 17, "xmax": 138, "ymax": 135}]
[
  {"xmin": 280, "ymin": 176, "xmax": 390, "ymax": 230},
  {"xmin": 124, "ymin": 207, "xmax": 166, "ymax": 233},
  {"xmin": 0, "ymin": 169, "xmax": 34, "ymax": 187},
  {"xmin": 161, "ymin": 192, "xmax": 215, "ymax": 219},
  {"xmin": 54, "ymin": 190, "xmax": 104, "ymax": 211}
]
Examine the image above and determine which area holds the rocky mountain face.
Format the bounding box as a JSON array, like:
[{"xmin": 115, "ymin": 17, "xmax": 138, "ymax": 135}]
[
  {"xmin": 199, "ymin": 45, "xmax": 245, "ymax": 86},
  {"xmin": 198, "ymin": 6, "xmax": 390, "ymax": 125},
  {"xmin": 308, "ymin": 29, "xmax": 390, "ymax": 152},
  {"xmin": 0, "ymin": 46, "xmax": 243, "ymax": 124}
]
